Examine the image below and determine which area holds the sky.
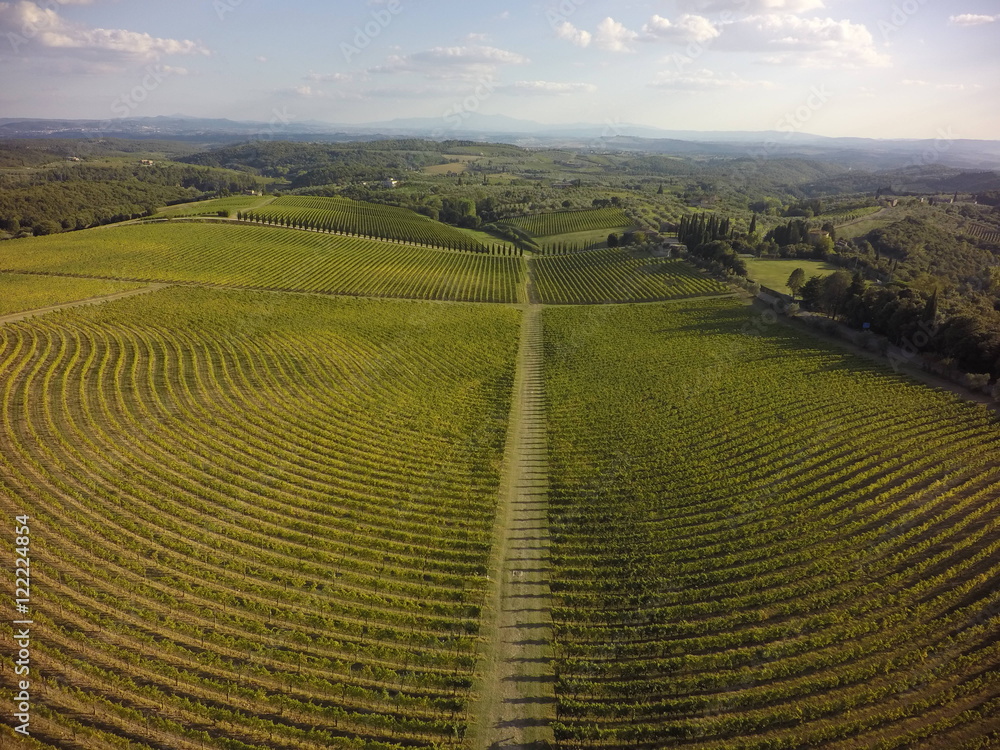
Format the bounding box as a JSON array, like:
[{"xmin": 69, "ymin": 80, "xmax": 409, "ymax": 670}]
[{"xmin": 0, "ymin": 0, "xmax": 998, "ymax": 139}]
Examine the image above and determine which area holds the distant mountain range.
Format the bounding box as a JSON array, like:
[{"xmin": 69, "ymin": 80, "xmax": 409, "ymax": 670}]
[{"xmin": 2, "ymin": 114, "xmax": 999, "ymax": 170}]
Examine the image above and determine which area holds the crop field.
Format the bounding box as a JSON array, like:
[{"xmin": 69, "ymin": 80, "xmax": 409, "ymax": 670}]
[
  {"xmin": 0, "ymin": 287, "xmax": 521, "ymax": 748},
  {"xmin": 504, "ymin": 208, "xmax": 632, "ymax": 238},
  {"xmin": 0, "ymin": 223, "xmax": 524, "ymax": 303},
  {"xmin": 0, "ymin": 273, "xmax": 143, "ymax": 315},
  {"xmin": 242, "ymin": 196, "xmax": 491, "ymax": 252},
  {"xmin": 542, "ymin": 300, "xmax": 1000, "ymax": 748},
  {"xmin": 156, "ymin": 195, "xmax": 273, "ymax": 218},
  {"xmin": 531, "ymin": 248, "xmax": 730, "ymax": 304}
]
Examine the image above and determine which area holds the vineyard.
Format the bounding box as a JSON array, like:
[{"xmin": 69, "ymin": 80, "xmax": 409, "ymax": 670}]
[
  {"xmin": 542, "ymin": 300, "xmax": 1000, "ymax": 748},
  {"xmin": 823, "ymin": 205, "xmax": 883, "ymax": 226},
  {"xmin": 156, "ymin": 195, "xmax": 273, "ymax": 218},
  {"xmin": 0, "ymin": 287, "xmax": 521, "ymax": 748},
  {"xmin": 0, "ymin": 273, "xmax": 143, "ymax": 316},
  {"xmin": 965, "ymin": 221, "xmax": 1000, "ymax": 244},
  {"xmin": 531, "ymin": 248, "xmax": 730, "ymax": 304},
  {"xmin": 240, "ymin": 196, "xmax": 495, "ymax": 253},
  {"xmin": 0, "ymin": 223, "xmax": 524, "ymax": 303},
  {"xmin": 503, "ymin": 208, "xmax": 632, "ymax": 238}
]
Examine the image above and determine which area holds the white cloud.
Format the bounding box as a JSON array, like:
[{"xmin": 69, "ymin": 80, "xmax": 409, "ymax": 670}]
[
  {"xmin": 643, "ymin": 14, "xmax": 720, "ymax": 43},
  {"xmin": 499, "ymin": 80, "xmax": 597, "ymax": 95},
  {"xmin": 306, "ymin": 72, "xmax": 350, "ymax": 82},
  {"xmin": 948, "ymin": 14, "xmax": 999, "ymax": 26},
  {"xmin": 293, "ymin": 84, "xmax": 322, "ymax": 98},
  {"xmin": 722, "ymin": 14, "xmax": 889, "ymax": 68},
  {"xmin": 680, "ymin": 0, "xmax": 824, "ymax": 12},
  {"xmin": 555, "ymin": 20, "xmax": 592, "ymax": 47},
  {"xmin": 904, "ymin": 78, "xmax": 982, "ymax": 92},
  {"xmin": 594, "ymin": 17, "xmax": 639, "ymax": 52},
  {"xmin": 370, "ymin": 44, "xmax": 528, "ymax": 80},
  {"xmin": 0, "ymin": 1, "xmax": 209, "ymax": 62},
  {"xmin": 651, "ymin": 68, "xmax": 774, "ymax": 90},
  {"xmin": 255, "ymin": 55, "xmax": 268, "ymax": 63}
]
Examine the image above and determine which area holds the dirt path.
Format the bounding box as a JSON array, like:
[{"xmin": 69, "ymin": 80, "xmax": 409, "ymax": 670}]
[
  {"xmin": 472, "ymin": 305, "xmax": 556, "ymax": 750},
  {"xmin": 0, "ymin": 283, "xmax": 169, "ymax": 326}
]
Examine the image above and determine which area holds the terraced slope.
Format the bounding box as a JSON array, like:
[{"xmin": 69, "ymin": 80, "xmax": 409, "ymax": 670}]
[
  {"xmin": 0, "ymin": 223, "xmax": 524, "ymax": 302},
  {"xmin": 0, "ymin": 287, "xmax": 521, "ymax": 749},
  {"xmin": 542, "ymin": 300, "xmax": 1000, "ymax": 749},
  {"xmin": 531, "ymin": 250, "xmax": 729, "ymax": 304}
]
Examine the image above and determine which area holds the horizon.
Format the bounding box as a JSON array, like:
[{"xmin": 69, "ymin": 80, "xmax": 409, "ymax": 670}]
[{"xmin": 1, "ymin": 1, "xmax": 998, "ymax": 141}]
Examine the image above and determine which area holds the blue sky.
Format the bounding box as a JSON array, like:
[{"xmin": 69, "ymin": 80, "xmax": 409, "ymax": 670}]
[{"xmin": 1, "ymin": 0, "xmax": 997, "ymax": 139}]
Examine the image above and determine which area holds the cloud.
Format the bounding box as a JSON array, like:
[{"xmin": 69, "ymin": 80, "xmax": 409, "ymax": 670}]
[
  {"xmin": 306, "ymin": 72, "xmax": 350, "ymax": 82},
  {"xmin": 679, "ymin": 0, "xmax": 824, "ymax": 12},
  {"xmin": 371, "ymin": 44, "xmax": 528, "ymax": 79},
  {"xmin": 643, "ymin": 14, "xmax": 720, "ymax": 43},
  {"xmin": 293, "ymin": 84, "xmax": 323, "ymax": 98},
  {"xmin": 498, "ymin": 80, "xmax": 597, "ymax": 96},
  {"xmin": 948, "ymin": 14, "xmax": 999, "ymax": 26},
  {"xmin": 555, "ymin": 20, "xmax": 591, "ymax": 47},
  {"xmin": 721, "ymin": 14, "xmax": 889, "ymax": 67},
  {"xmin": 903, "ymin": 78, "xmax": 982, "ymax": 91},
  {"xmin": 651, "ymin": 68, "xmax": 774, "ymax": 90},
  {"xmin": 0, "ymin": 1, "xmax": 209, "ymax": 63},
  {"xmin": 594, "ymin": 17, "xmax": 639, "ymax": 52}
]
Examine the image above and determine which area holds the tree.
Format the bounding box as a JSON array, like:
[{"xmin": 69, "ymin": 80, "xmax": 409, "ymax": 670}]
[
  {"xmin": 787, "ymin": 268, "xmax": 806, "ymax": 299},
  {"xmin": 749, "ymin": 214, "xmax": 757, "ymax": 235},
  {"xmin": 607, "ymin": 233, "xmax": 619, "ymax": 248}
]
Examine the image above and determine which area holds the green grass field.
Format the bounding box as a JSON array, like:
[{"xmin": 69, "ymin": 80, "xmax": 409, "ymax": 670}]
[
  {"xmin": 747, "ymin": 258, "xmax": 839, "ymax": 293},
  {"xmin": 0, "ymin": 273, "xmax": 143, "ymax": 315},
  {"xmin": 1, "ymin": 222, "xmax": 524, "ymax": 302},
  {"xmin": 543, "ymin": 299, "xmax": 1000, "ymax": 748}
]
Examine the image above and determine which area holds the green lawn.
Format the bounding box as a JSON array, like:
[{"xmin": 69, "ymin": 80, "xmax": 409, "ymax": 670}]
[{"xmin": 747, "ymin": 258, "xmax": 839, "ymax": 294}]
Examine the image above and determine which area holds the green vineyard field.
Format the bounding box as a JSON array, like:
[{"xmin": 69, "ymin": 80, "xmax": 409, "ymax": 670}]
[
  {"xmin": 531, "ymin": 249, "xmax": 730, "ymax": 304},
  {"xmin": 242, "ymin": 196, "xmax": 493, "ymax": 252},
  {"xmin": 156, "ymin": 195, "xmax": 272, "ymax": 218},
  {"xmin": 0, "ymin": 287, "xmax": 521, "ymax": 748},
  {"xmin": 542, "ymin": 299, "xmax": 1000, "ymax": 748},
  {"xmin": 504, "ymin": 208, "xmax": 632, "ymax": 238},
  {"xmin": 0, "ymin": 273, "xmax": 143, "ymax": 315},
  {"xmin": 0, "ymin": 223, "xmax": 524, "ymax": 303}
]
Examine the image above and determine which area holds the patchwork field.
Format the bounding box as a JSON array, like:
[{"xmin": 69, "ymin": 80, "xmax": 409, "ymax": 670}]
[
  {"xmin": 1, "ymin": 213, "xmax": 997, "ymax": 750},
  {"xmin": 504, "ymin": 207, "xmax": 632, "ymax": 238}
]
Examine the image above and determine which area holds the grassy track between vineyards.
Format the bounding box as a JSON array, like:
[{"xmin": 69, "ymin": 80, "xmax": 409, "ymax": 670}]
[
  {"xmin": 472, "ymin": 305, "xmax": 556, "ymax": 749},
  {"xmin": 542, "ymin": 299, "xmax": 1000, "ymax": 749},
  {"xmin": 0, "ymin": 286, "xmax": 521, "ymax": 749}
]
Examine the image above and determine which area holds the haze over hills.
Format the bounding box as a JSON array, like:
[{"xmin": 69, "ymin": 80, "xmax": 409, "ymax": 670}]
[{"xmin": 3, "ymin": 114, "xmax": 1000, "ymax": 171}]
